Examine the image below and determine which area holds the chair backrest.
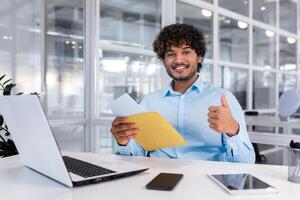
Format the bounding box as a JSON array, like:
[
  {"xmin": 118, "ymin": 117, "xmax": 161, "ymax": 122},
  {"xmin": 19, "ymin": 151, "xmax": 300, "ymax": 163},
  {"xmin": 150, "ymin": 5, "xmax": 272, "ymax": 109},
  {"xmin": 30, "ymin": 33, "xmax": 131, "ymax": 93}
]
[{"xmin": 278, "ymin": 89, "xmax": 300, "ymax": 118}]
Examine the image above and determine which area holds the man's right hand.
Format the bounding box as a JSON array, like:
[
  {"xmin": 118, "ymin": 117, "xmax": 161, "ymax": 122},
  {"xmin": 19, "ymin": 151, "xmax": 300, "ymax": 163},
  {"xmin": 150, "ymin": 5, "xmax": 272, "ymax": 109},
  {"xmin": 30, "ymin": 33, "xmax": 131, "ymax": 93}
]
[{"xmin": 110, "ymin": 117, "xmax": 139, "ymax": 146}]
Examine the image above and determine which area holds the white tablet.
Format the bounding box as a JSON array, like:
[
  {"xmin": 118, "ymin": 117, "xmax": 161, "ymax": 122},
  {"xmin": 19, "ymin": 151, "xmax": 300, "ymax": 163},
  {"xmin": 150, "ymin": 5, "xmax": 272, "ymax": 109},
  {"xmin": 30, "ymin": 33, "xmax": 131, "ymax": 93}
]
[{"xmin": 208, "ymin": 173, "xmax": 278, "ymax": 195}]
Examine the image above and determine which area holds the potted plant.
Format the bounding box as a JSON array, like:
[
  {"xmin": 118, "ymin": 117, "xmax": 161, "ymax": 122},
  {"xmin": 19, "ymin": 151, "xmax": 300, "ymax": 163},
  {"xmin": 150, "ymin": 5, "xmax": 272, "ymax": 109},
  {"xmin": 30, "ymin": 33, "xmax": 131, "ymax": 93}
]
[{"xmin": 0, "ymin": 74, "xmax": 37, "ymax": 158}]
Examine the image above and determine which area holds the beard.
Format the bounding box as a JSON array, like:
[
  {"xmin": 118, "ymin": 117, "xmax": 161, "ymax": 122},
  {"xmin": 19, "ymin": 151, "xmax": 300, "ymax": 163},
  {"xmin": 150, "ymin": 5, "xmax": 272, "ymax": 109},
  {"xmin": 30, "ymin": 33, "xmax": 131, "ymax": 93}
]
[{"xmin": 165, "ymin": 64, "xmax": 198, "ymax": 81}]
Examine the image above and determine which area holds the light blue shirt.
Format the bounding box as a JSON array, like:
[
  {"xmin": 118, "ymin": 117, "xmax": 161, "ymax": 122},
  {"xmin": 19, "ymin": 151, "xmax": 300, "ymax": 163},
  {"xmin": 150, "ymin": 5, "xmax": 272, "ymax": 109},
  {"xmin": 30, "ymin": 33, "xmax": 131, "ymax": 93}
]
[{"xmin": 115, "ymin": 77, "xmax": 255, "ymax": 164}]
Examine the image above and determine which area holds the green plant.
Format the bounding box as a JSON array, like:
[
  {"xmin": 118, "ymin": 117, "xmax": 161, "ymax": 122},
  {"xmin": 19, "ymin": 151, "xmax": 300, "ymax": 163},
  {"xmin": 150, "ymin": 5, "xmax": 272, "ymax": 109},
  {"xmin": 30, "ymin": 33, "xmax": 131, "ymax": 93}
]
[{"xmin": 0, "ymin": 74, "xmax": 23, "ymax": 157}]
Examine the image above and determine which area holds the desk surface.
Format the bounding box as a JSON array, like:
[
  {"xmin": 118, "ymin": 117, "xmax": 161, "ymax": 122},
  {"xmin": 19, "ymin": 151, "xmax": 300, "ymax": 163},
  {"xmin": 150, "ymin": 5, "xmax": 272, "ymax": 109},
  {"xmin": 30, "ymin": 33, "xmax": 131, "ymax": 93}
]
[
  {"xmin": 1, "ymin": 152, "xmax": 299, "ymax": 200},
  {"xmin": 245, "ymin": 115, "xmax": 300, "ymax": 146},
  {"xmin": 245, "ymin": 115, "xmax": 300, "ymax": 129}
]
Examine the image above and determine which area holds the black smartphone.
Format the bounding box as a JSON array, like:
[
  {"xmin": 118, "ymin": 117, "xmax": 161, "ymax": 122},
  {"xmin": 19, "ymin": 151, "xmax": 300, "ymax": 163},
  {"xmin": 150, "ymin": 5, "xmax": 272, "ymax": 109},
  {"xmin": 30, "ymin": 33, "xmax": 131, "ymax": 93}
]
[{"xmin": 146, "ymin": 173, "xmax": 183, "ymax": 191}]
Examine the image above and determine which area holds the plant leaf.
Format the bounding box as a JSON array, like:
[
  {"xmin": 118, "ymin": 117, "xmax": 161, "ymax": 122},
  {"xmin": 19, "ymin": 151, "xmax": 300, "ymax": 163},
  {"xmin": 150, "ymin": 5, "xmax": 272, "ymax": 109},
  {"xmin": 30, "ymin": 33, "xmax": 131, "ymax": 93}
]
[
  {"xmin": 3, "ymin": 79, "xmax": 12, "ymax": 85},
  {"xmin": 3, "ymin": 83, "xmax": 16, "ymax": 95},
  {"xmin": 0, "ymin": 115, "xmax": 3, "ymax": 127},
  {"xmin": 5, "ymin": 139, "xmax": 18, "ymax": 157},
  {"xmin": 0, "ymin": 139, "xmax": 18, "ymax": 157},
  {"xmin": 0, "ymin": 74, "xmax": 5, "ymax": 81},
  {"xmin": 30, "ymin": 92, "xmax": 39, "ymax": 96}
]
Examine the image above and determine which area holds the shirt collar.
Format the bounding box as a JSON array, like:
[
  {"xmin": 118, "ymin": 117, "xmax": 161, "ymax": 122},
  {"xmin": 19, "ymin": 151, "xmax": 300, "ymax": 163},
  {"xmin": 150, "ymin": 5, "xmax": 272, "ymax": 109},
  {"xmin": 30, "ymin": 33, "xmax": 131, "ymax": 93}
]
[{"xmin": 163, "ymin": 75, "xmax": 205, "ymax": 97}]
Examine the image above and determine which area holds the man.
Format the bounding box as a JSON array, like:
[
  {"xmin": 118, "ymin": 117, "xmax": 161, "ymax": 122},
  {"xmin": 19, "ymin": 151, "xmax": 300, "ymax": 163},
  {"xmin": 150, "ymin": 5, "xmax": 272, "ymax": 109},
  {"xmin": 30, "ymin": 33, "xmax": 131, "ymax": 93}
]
[{"xmin": 110, "ymin": 23, "xmax": 255, "ymax": 163}]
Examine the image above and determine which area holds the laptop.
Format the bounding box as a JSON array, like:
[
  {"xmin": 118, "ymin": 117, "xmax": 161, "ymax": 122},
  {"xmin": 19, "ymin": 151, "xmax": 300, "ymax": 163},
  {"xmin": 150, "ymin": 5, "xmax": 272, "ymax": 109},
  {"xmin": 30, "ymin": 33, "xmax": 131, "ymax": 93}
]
[{"xmin": 0, "ymin": 95, "xmax": 148, "ymax": 187}]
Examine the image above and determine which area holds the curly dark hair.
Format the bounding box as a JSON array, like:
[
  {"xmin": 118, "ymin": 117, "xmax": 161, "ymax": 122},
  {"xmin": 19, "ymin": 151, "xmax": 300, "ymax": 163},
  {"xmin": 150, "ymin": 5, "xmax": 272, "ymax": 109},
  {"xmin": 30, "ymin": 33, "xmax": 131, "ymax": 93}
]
[{"xmin": 153, "ymin": 23, "xmax": 206, "ymax": 72}]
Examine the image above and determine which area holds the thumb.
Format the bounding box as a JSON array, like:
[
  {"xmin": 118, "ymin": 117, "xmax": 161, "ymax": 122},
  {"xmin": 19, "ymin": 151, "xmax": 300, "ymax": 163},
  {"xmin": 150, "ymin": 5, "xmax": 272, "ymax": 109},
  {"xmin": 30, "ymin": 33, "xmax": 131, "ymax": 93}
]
[{"xmin": 221, "ymin": 94, "xmax": 229, "ymax": 108}]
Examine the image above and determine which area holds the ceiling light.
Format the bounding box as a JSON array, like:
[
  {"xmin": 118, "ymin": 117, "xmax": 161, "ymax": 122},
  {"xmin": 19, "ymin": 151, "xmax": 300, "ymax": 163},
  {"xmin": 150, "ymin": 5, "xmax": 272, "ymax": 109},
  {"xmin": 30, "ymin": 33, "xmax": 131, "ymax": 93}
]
[
  {"xmin": 65, "ymin": 40, "xmax": 70, "ymax": 44},
  {"xmin": 265, "ymin": 30, "xmax": 274, "ymax": 37},
  {"xmin": 102, "ymin": 59, "xmax": 127, "ymax": 73},
  {"xmin": 219, "ymin": 16, "xmax": 226, "ymax": 20},
  {"xmin": 71, "ymin": 41, "xmax": 76, "ymax": 44},
  {"xmin": 237, "ymin": 21, "xmax": 248, "ymax": 29},
  {"xmin": 201, "ymin": 9, "xmax": 212, "ymax": 18},
  {"xmin": 287, "ymin": 37, "xmax": 296, "ymax": 44},
  {"xmin": 260, "ymin": 6, "xmax": 266, "ymax": 11},
  {"xmin": 280, "ymin": 64, "xmax": 296, "ymax": 70},
  {"xmin": 146, "ymin": 63, "xmax": 158, "ymax": 75},
  {"xmin": 264, "ymin": 65, "xmax": 271, "ymax": 69},
  {"xmin": 3, "ymin": 35, "xmax": 8, "ymax": 40},
  {"xmin": 224, "ymin": 19, "xmax": 231, "ymax": 24}
]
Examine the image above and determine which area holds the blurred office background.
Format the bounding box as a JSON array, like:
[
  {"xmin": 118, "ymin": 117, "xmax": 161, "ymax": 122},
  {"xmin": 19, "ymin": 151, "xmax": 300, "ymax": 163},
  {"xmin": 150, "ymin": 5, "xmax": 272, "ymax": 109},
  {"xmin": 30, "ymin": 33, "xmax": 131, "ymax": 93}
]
[{"xmin": 0, "ymin": 0, "xmax": 299, "ymax": 164}]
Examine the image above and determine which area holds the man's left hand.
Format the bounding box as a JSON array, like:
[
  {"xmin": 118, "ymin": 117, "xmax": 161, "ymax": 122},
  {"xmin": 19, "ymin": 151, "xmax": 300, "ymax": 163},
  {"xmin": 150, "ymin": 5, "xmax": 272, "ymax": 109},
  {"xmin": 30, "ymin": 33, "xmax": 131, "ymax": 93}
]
[{"xmin": 207, "ymin": 94, "xmax": 239, "ymax": 136}]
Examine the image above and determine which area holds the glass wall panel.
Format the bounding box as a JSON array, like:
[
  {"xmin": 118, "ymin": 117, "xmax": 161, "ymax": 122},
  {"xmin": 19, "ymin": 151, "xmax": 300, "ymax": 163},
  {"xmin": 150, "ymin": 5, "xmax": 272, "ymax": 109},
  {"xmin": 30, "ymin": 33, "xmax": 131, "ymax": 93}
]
[
  {"xmin": 280, "ymin": 0, "xmax": 297, "ymax": 33},
  {"xmin": 253, "ymin": 70, "xmax": 276, "ymax": 109},
  {"xmin": 279, "ymin": 74, "xmax": 297, "ymax": 96},
  {"xmin": 176, "ymin": 1, "xmax": 213, "ymax": 58},
  {"xmin": 279, "ymin": 35, "xmax": 297, "ymax": 72},
  {"xmin": 0, "ymin": 1, "xmax": 14, "ymax": 78},
  {"xmin": 97, "ymin": 50, "xmax": 163, "ymax": 118},
  {"xmin": 200, "ymin": 63, "xmax": 213, "ymax": 83},
  {"xmin": 15, "ymin": 1, "xmax": 41, "ymax": 94},
  {"xmin": 100, "ymin": 0, "xmax": 161, "ymax": 49},
  {"xmin": 221, "ymin": 66, "xmax": 248, "ymax": 109},
  {"xmin": 52, "ymin": 125, "xmax": 85, "ymax": 152},
  {"xmin": 253, "ymin": 0, "xmax": 276, "ymax": 26},
  {"xmin": 219, "ymin": 0, "xmax": 249, "ymax": 16},
  {"xmin": 45, "ymin": 0, "xmax": 85, "ymax": 119},
  {"xmin": 219, "ymin": 15, "xmax": 249, "ymax": 64},
  {"xmin": 96, "ymin": 124, "xmax": 115, "ymax": 154},
  {"xmin": 253, "ymin": 26, "xmax": 276, "ymax": 68},
  {"xmin": 0, "ymin": 0, "xmax": 41, "ymax": 92}
]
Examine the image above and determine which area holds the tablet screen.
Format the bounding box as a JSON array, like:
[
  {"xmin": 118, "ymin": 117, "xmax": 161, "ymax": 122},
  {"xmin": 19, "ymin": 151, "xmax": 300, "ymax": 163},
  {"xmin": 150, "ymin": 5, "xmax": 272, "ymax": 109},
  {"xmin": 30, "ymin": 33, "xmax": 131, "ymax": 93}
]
[{"xmin": 211, "ymin": 173, "xmax": 273, "ymax": 191}]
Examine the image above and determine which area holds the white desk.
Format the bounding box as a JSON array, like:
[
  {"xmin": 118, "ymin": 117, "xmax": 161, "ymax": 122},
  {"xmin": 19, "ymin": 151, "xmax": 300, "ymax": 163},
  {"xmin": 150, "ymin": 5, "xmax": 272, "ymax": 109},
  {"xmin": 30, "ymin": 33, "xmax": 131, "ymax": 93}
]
[
  {"xmin": 245, "ymin": 115, "xmax": 300, "ymax": 133},
  {"xmin": 1, "ymin": 152, "xmax": 300, "ymax": 200},
  {"xmin": 244, "ymin": 115, "xmax": 300, "ymax": 165},
  {"xmin": 245, "ymin": 115, "xmax": 300, "ymax": 147}
]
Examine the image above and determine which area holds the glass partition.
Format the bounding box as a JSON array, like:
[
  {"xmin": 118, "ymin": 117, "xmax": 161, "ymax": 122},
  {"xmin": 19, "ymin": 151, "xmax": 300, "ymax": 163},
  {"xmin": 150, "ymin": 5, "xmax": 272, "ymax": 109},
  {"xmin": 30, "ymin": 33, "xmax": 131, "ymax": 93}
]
[
  {"xmin": 253, "ymin": 70, "xmax": 276, "ymax": 109},
  {"xmin": 96, "ymin": 124, "xmax": 115, "ymax": 154},
  {"xmin": 279, "ymin": 73, "xmax": 297, "ymax": 96},
  {"xmin": 97, "ymin": 50, "xmax": 163, "ymax": 117},
  {"xmin": 221, "ymin": 66, "xmax": 248, "ymax": 109},
  {"xmin": 253, "ymin": 26, "xmax": 276, "ymax": 68},
  {"xmin": 45, "ymin": 0, "xmax": 85, "ymax": 119},
  {"xmin": 279, "ymin": 35, "xmax": 297, "ymax": 72},
  {"xmin": 100, "ymin": 0, "xmax": 161, "ymax": 49},
  {"xmin": 52, "ymin": 125, "xmax": 85, "ymax": 152},
  {"xmin": 176, "ymin": 1, "xmax": 213, "ymax": 58},
  {"xmin": 219, "ymin": 0, "xmax": 249, "ymax": 16},
  {"xmin": 200, "ymin": 63, "xmax": 213, "ymax": 83},
  {"xmin": 219, "ymin": 15, "xmax": 249, "ymax": 64},
  {"xmin": 253, "ymin": 0, "xmax": 276, "ymax": 26},
  {"xmin": 0, "ymin": 0, "xmax": 41, "ymax": 93},
  {"xmin": 280, "ymin": 0, "xmax": 297, "ymax": 33}
]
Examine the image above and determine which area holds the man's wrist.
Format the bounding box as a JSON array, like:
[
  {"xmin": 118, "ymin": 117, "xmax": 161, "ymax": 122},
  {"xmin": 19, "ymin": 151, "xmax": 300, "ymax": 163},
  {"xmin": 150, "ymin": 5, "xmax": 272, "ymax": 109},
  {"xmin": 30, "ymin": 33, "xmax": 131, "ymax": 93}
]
[
  {"xmin": 226, "ymin": 122, "xmax": 239, "ymax": 137},
  {"xmin": 117, "ymin": 141, "xmax": 129, "ymax": 146}
]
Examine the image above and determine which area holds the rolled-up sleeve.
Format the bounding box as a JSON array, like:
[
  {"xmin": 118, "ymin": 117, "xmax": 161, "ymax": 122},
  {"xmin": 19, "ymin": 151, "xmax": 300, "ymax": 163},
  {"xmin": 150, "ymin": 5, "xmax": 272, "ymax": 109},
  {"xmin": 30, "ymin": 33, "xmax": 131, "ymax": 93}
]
[
  {"xmin": 221, "ymin": 92, "xmax": 255, "ymax": 164},
  {"xmin": 114, "ymin": 97, "xmax": 150, "ymax": 157},
  {"xmin": 115, "ymin": 139, "xmax": 147, "ymax": 156}
]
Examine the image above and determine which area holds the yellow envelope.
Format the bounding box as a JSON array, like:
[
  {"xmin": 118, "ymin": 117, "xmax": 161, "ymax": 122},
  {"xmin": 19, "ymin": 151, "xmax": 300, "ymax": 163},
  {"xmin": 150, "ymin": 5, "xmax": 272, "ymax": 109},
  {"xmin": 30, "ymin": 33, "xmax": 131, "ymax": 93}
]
[{"xmin": 127, "ymin": 112, "xmax": 187, "ymax": 151}]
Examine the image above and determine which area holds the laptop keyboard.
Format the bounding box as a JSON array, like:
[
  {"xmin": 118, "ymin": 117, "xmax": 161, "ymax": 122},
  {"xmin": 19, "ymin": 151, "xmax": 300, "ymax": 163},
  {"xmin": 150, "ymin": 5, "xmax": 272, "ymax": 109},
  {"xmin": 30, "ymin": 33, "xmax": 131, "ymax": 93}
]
[{"xmin": 63, "ymin": 156, "xmax": 116, "ymax": 178}]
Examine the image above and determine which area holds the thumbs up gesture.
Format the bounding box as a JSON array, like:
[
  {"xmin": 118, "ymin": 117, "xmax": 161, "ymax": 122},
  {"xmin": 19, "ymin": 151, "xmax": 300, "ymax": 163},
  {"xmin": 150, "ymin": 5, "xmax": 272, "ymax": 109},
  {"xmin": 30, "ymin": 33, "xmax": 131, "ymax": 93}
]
[{"xmin": 207, "ymin": 94, "xmax": 239, "ymax": 136}]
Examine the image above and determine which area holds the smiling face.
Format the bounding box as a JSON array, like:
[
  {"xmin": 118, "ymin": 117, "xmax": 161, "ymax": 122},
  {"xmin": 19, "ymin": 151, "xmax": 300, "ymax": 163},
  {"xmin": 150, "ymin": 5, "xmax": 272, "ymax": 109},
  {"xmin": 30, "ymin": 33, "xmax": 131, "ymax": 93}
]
[{"xmin": 163, "ymin": 44, "xmax": 201, "ymax": 82}]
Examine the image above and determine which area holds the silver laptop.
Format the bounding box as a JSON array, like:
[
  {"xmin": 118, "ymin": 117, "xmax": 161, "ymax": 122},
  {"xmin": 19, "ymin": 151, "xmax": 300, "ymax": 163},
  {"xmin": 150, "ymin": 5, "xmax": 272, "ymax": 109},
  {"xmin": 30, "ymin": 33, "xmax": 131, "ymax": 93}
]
[{"xmin": 0, "ymin": 95, "xmax": 148, "ymax": 187}]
